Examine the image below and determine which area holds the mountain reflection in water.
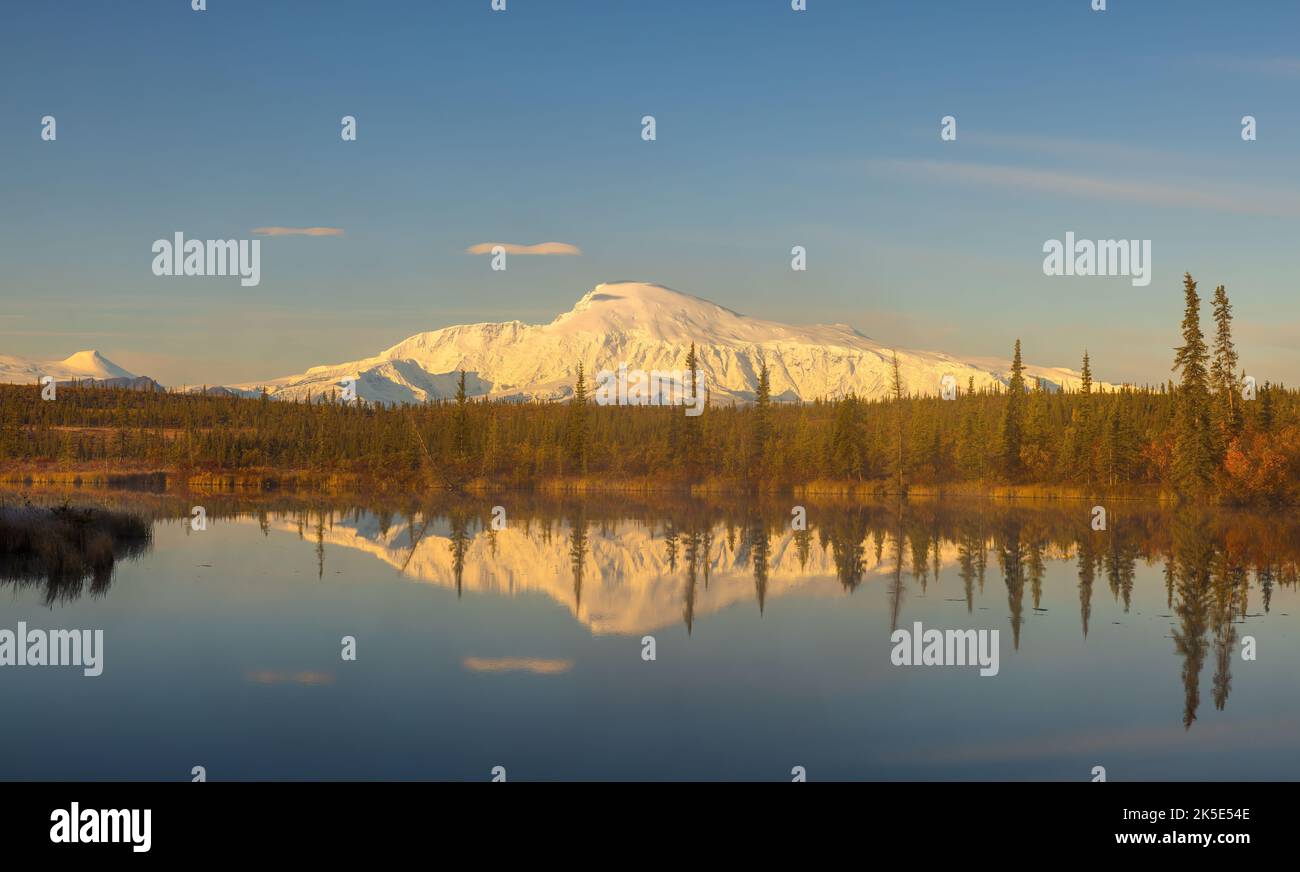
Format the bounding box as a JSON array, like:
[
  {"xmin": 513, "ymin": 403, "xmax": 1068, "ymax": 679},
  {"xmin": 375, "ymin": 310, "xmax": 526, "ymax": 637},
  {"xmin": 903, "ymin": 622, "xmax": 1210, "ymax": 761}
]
[{"xmin": 4, "ymin": 492, "xmax": 1298, "ymax": 772}]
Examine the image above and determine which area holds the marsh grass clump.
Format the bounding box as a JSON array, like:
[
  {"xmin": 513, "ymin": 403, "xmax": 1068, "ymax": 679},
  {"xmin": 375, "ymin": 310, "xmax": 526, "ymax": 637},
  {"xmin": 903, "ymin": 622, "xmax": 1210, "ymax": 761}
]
[{"xmin": 0, "ymin": 501, "xmax": 152, "ymax": 604}]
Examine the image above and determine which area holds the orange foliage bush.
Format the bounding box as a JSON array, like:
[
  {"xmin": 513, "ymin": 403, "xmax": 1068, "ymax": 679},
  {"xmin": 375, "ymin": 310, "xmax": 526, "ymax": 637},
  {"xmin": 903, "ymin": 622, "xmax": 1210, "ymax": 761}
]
[{"xmin": 1221, "ymin": 426, "xmax": 1299, "ymax": 504}]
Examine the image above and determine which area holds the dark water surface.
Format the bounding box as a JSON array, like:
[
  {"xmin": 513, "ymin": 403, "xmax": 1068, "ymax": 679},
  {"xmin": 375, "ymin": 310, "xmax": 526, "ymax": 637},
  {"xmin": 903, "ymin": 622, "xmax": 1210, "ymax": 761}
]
[{"xmin": 2, "ymin": 492, "xmax": 1297, "ymax": 780}]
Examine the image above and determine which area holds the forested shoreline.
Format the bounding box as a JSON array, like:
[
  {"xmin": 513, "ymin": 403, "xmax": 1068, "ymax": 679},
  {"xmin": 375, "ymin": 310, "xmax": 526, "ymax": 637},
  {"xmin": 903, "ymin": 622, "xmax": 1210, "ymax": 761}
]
[{"xmin": 1, "ymin": 275, "xmax": 1295, "ymax": 504}]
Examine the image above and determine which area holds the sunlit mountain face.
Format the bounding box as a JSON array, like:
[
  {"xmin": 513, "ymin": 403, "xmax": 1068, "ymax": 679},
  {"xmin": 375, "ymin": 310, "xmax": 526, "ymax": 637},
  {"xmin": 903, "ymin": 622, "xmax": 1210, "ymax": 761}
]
[
  {"xmin": 0, "ymin": 283, "xmax": 1100, "ymax": 404},
  {"xmin": 205, "ymin": 282, "xmax": 1101, "ymax": 405},
  {"xmin": 0, "ymin": 350, "xmax": 137, "ymax": 384}
]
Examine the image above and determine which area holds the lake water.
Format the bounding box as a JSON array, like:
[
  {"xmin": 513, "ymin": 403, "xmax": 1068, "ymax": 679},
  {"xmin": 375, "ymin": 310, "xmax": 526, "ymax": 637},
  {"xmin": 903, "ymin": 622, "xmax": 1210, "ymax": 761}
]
[{"xmin": 2, "ymin": 492, "xmax": 1297, "ymax": 781}]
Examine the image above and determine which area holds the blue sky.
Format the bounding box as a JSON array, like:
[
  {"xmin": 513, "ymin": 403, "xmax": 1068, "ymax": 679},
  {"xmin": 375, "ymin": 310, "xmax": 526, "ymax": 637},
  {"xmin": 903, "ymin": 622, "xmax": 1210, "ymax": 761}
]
[{"xmin": 2, "ymin": 0, "xmax": 1298, "ymax": 386}]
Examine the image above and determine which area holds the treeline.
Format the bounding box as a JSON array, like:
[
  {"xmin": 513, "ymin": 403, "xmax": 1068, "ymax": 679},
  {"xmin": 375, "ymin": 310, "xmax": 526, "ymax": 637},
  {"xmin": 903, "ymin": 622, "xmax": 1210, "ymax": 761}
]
[{"xmin": 0, "ymin": 274, "xmax": 1295, "ymax": 502}]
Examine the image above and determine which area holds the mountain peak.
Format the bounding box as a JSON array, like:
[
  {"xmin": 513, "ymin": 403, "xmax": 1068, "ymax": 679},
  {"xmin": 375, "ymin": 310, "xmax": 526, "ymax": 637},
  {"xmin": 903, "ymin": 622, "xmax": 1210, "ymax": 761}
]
[
  {"xmin": 59, "ymin": 350, "xmax": 134, "ymax": 379},
  {"xmin": 61, "ymin": 349, "xmax": 106, "ymax": 366},
  {"xmin": 579, "ymin": 280, "xmax": 727, "ymax": 306},
  {"xmin": 0, "ymin": 349, "xmax": 138, "ymax": 385},
  {"xmin": 554, "ymin": 281, "xmax": 763, "ymax": 343}
]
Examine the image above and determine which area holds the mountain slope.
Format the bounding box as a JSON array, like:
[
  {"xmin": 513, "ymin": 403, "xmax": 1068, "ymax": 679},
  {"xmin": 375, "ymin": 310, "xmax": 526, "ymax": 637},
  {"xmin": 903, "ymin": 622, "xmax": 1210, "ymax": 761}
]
[
  {"xmin": 230, "ymin": 282, "xmax": 1099, "ymax": 405},
  {"xmin": 0, "ymin": 350, "xmax": 138, "ymax": 385}
]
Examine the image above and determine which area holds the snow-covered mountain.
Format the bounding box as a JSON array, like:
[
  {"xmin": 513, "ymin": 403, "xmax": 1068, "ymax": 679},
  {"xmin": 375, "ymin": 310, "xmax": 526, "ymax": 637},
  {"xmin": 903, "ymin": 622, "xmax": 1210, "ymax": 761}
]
[
  {"xmin": 0, "ymin": 350, "xmax": 141, "ymax": 385},
  {"xmin": 228, "ymin": 281, "xmax": 1099, "ymax": 404},
  {"xmin": 3, "ymin": 284, "xmax": 1100, "ymax": 402}
]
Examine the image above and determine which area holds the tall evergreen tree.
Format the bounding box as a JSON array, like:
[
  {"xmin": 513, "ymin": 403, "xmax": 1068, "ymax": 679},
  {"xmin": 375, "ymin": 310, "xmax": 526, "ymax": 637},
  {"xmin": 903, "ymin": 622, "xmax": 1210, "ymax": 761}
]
[
  {"xmin": 1210, "ymin": 284, "xmax": 1242, "ymax": 436},
  {"xmin": 453, "ymin": 369, "xmax": 470, "ymax": 458},
  {"xmin": 1171, "ymin": 273, "xmax": 1216, "ymax": 496},
  {"xmin": 683, "ymin": 342, "xmax": 703, "ymax": 467},
  {"xmin": 890, "ymin": 351, "xmax": 906, "ymax": 492},
  {"xmin": 1000, "ymin": 339, "xmax": 1026, "ymax": 479},
  {"xmin": 1069, "ymin": 349, "xmax": 1097, "ymax": 483},
  {"xmin": 565, "ymin": 363, "xmax": 589, "ymax": 473},
  {"xmin": 750, "ymin": 358, "xmax": 772, "ymax": 475}
]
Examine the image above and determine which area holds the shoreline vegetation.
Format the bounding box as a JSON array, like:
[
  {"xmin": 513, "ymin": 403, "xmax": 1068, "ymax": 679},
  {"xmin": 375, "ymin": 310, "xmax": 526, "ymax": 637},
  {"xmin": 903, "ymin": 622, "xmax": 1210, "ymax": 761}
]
[
  {"xmin": 1, "ymin": 275, "xmax": 1294, "ymax": 505},
  {"xmin": 0, "ymin": 465, "xmax": 1175, "ymax": 503},
  {"xmin": 0, "ymin": 501, "xmax": 151, "ymax": 603}
]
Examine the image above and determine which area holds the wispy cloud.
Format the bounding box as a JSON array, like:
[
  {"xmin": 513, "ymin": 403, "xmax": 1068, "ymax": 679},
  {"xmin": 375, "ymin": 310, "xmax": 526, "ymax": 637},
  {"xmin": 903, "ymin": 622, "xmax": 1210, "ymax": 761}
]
[
  {"xmin": 465, "ymin": 241, "xmax": 581, "ymax": 256},
  {"xmin": 877, "ymin": 159, "xmax": 1300, "ymax": 217},
  {"xmin": 957, "ymin": 131, "xmax": 1194, "ymax": 167},
  {"xmin": 245, "ymin": 670, "xmax": 335, "ymax": 685},
  {"xmin": 251, "ymin": 227, "xmax": 345, "ymax": 237},
  {"xmin": 462, "ymin": 656, "xmax": 573, "ymax": 674}
]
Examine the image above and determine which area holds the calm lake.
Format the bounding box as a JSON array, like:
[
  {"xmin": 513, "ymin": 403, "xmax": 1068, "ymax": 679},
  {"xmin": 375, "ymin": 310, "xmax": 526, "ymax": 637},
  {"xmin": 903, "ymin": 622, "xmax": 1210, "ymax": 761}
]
[{"xmin": 2, "ymin": 491, "xmax": 1297, "ymax": 781}]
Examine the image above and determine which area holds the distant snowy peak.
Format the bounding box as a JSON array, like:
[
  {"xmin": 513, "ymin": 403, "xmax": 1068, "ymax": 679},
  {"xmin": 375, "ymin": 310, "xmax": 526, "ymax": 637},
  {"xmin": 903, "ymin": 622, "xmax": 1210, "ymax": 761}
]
[
  {"xmin": 60, "ymin": 350, "xmax": 135, "ymax": 379},
  {"xmin": 0, "ymin": 350, "xmax": 139, "ymax": 385},
  {"xmin": 230, "ymin": 281, "xmax": 1102, "ymax": 406}
]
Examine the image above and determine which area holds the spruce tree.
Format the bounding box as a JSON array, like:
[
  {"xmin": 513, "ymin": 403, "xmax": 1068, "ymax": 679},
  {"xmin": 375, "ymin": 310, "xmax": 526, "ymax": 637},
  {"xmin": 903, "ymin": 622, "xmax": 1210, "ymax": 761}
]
[
  {"xmin": 481, "ymin": 408, "xmax": 501, "ymax": 476},
  {"xmin": 683, "ymin": 342, "xmax": 703, "ymax": 467},
  {"xmin": 565, "ymin": 363, "xmax": 589, "ymax": 473},
  {"xmin": 751, "ymin": 358, "xmax": 772, "ymax": 475},
  {"xmin": 1210, "ymin": 285, "xmax": 1241, "ymax": 436},
  {"xmin": 828, "ymin": 394, "xmax": 862, "ymax": 479},
  {"xmin": 956, "ymin": 407, "xmax": 982, "ymax": 480},
  {"xmin": 1024, "ymin": 377, "xmax": 1053, "ymax": 479},
  {"xmin": 1098, "ymin": 394, "xmax": 1138, "ymax": 486},
  {"xmin": 1071, "ymin": 349, "xmax": 1096, "ymax": 483},
  {"xmin": 1000, "ymin": 339, "xmax": 1026, "ymax": 479},
  {"xmin": 1258, "ymin": 381, "xmax": 1274, "ymax": 432},
  {"xmin": 453, "ymin": 370, "xmax": 470, "ymax": 458},
  {"xmin": 890, "ymin": 351, "xmax": 906, "ymax": 492},
  {"xmin": 1171, "ymin": 273, "xmax": 1216, "ymax": 496}
]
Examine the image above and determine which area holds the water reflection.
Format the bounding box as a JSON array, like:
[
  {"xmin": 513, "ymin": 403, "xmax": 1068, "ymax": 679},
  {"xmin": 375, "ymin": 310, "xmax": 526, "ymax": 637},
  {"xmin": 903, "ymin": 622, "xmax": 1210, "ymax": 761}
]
[{"xmin": 5, "ymin": 492, "xmax": 1298, "ymax": 734}]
